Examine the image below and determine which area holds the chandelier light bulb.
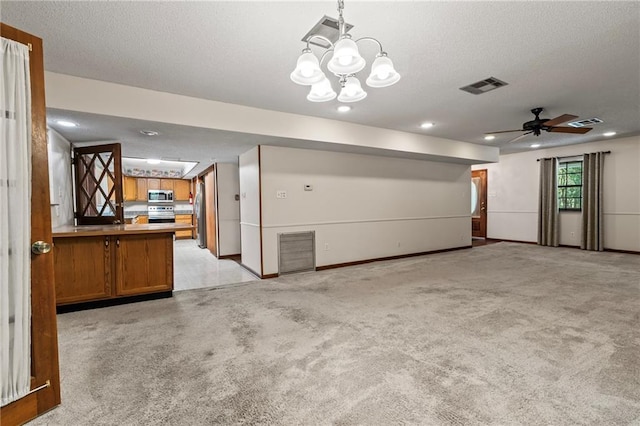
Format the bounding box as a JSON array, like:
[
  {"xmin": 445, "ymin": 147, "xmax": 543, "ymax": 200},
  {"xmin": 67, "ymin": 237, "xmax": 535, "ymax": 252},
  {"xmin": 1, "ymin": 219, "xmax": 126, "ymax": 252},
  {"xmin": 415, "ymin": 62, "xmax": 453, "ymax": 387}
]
[
  {"xmin": 327, "ymin": 37, "xmax": 366, "ymax": 75},
  {"xmin": 307, "ymin": 77, "xmax": 337, "ymax": 102},
  {"xmin": 338, "ymin": 76, "xmax": 367, "ymax": 103},
  {"xmin": 366, "ymin": 55, "xmax": 401, "ymax": 88},
  {"xmin": 290, "ymin": 50, "xmax": 324, "ymax": 85}
]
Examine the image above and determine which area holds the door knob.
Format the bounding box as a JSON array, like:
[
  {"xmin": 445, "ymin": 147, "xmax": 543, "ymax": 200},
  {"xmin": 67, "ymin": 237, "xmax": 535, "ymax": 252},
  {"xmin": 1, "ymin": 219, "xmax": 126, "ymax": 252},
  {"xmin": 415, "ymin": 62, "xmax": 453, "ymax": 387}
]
[{"xmin": 31, "ymin": 241, "xmax": 52, "ymax": 255}]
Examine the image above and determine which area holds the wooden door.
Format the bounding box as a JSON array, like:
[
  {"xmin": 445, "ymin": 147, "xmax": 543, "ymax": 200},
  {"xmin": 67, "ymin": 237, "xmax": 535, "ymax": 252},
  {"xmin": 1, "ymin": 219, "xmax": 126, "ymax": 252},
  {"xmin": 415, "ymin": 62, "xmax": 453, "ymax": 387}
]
[
  {"xmin": 123, "ymin": 176, "xmax": 137, "ymax": 201},
  {"xmin": 53, "ymin": 236, "xmax": 112, "ymax": 305},
  {"xmin": 136, "ymin": 178, "xmax": 148, "ymax": 201},
  {"xmin": 204, "ymin": 168, "xmax": 217, "ymax": 256},
  {"xmin": 114, "ymin": 234, "xmax": 173, "ymax": 296},
  {"xmin": 471, "ymin": 169, "xmax": 487, "ymax": 238},
  {"xmin": 0, "ymin": 24, "xmax": 61, "ymax": 424},
  {"xmin": 147, "ymin": 178, "xmax": 160, "ymax": 190},
  {"xmin": 174, "ymin": 179, "xmax": 191, "ymax": 201},
  {"xmin": 73, "ymin": 143, "xmax": 124, "ymax": 225}
]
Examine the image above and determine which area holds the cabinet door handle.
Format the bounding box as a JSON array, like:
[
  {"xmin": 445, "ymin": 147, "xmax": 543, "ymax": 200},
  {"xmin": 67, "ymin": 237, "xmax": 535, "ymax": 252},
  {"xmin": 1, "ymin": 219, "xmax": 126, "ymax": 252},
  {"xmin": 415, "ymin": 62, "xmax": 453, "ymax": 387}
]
[
  {"xmin": 105, "ymin": 238, "xmax": 109, "ymax": 247},
  {"xmin": 116, "ymin": 238, "xmax": 120, "ymax": 247}
]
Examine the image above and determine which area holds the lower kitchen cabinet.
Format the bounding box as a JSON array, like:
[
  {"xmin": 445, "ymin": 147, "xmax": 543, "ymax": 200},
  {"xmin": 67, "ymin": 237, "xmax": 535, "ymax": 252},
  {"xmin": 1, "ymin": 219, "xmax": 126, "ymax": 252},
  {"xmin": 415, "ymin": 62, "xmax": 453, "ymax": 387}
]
[
  {"xmin": 53, "ymin": 232, "xmax": 173, "ymax": 306},
  {"xmin": 175, "ymin": 214, "xmax": 193, "ymax": 239},
  {"xmin": 53, "ymin": 236, "xmax": 112, "ymax": 304}
]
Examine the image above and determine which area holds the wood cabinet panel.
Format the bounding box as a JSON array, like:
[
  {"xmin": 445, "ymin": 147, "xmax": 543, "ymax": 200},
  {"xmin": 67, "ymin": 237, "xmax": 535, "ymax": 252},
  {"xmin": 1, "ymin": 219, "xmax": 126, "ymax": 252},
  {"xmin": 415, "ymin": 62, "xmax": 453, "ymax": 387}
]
[
  {"xmin": 132, "ymin": 215, "xmax": 148, "ymax": 224},
  {"xmin": 123, "ymin": 176, "xmax": 137, "ymax": 201},
  {"xmin": 53, "ymin": 236, "xmax": 111, "ymax": 304},
  {"xmin": 160, "ymin": 179, "xmax": 174, "ymax": 191},
  {"xmin": 115, "ymin": 234, "xmax": 173, "ymax": 296},
  {"xmin": 136, "ymin": 178, "xmax": 148, "ymax": 201},
  {"xmin": 175, "ymin": 214, "xmax": 193, "ymax": 239},
  {"xmin": 174, "ymin": 179, "xmax": 191, "ymax": 201},
  {"xmin": 147, "ymin": 178, "xmax": 160, "ymax": 190}
]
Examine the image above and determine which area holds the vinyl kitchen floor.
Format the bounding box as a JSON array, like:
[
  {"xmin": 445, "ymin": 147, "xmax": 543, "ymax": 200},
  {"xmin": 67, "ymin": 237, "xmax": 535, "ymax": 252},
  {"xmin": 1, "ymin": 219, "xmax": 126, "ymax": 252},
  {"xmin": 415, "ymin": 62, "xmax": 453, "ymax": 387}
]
[{"xmin": 173, "ymin": 239, "xmax": 258, "ymax": 291}]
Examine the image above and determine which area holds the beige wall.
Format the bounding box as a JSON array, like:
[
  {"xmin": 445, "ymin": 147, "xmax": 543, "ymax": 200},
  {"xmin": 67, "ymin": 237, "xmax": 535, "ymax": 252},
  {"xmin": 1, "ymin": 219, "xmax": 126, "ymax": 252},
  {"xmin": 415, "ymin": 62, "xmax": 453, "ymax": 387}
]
[
  {"xmin": 216, "ymin": 163, "xmax": 241, "ymax": 256},
  {"xmin": 258, "ymin": 146, "xmax": 472, "ymax": 275},
  {"xmin": 47, "ymin": 128, "xmax": 74, "ymax": 228},
  {"xmin": 239, "ymin": 147, "xmax": 261, "ymax": 275},
  {"xmin": 472, "ymin": 136, "xmax": 640, "ymax": 251}
]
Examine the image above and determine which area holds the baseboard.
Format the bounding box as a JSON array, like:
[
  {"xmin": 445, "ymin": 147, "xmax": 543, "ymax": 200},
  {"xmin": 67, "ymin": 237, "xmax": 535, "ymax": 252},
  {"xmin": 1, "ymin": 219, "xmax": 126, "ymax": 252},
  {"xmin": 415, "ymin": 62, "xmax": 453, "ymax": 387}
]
[
  {"xmin": 315, "ymin": 245, "xmax": 472, "ymax": 272},
  {"xmin": 218, "ymin": 253, "xmax": 241, "ymax": 259},
  {"xmin": 56, "ymin": 291, "xmax": 173, "ymax": 314},
  {"xmin": 239, "ymin": 263, "xmax": 263, "ymax": 279},
  {"xmin": 604, "ymin": 248, "xmax": 640, "ymax": 255},
  {"xmin": 486, "ymin": 238, "xmax": 537, "ymax": 245},
  {"xmin": 262, "ymin": 273, "xmax": 279, "ymax": 279}
]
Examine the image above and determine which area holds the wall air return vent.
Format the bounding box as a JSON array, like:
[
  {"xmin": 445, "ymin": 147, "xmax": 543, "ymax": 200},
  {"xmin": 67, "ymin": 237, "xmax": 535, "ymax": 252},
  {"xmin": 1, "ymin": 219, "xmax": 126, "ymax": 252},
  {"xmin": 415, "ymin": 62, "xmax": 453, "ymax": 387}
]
[
  {"xmin": 302, "ymin": 16, "xmax": 354, "ymax": 48},
  {"xmin": 459, "ymin": 77, "xmax": 509, "ymax": 95},
  {"xmin": 278, "ymin": 231, "xmax": 316, "ymax": 275},
  {"xmin": 567, "ymin": 118, "xmax": 604, "ymax": 128}
]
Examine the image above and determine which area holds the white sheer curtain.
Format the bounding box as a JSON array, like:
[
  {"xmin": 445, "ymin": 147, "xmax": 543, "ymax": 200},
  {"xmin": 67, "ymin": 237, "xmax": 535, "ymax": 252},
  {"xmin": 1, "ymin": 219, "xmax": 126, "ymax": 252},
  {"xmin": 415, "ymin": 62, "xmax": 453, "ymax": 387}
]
[{"xmin": 1, "ymin": 37, "xmax": 32, "ymax": 407}]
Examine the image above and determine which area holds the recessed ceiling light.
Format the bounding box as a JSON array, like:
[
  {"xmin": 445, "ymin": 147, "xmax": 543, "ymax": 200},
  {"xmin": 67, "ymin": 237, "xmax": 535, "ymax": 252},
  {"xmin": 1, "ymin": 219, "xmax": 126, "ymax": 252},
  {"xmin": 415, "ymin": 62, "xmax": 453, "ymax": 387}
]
[
  {"xmin": 146, "ymin": 159, "xmax": 161, "ymax": 165},
  {"xmin": 140, "ymin": 130, "xmax": 159, "ymax": 136},
  {"xmin": 530, "ymin": 144, "xmax": 541, "ymax": 148},
  {"xmin": 484, "ymin": 135, "xmax": 495, "ymax": 141},
  {"xmin": 337, "ymin": 105, "xmax": 351, "ymax": 113},
  {"xmin": 420, "ymin": 122, "xmax": 435, "ymax": 129},
  {"xmin": 603, "ymin": 131, "xmax": 617, "ymax": 137},
  {"xmin": 56, "ymin": 120, "xmax": 77, "ymax": 127}
]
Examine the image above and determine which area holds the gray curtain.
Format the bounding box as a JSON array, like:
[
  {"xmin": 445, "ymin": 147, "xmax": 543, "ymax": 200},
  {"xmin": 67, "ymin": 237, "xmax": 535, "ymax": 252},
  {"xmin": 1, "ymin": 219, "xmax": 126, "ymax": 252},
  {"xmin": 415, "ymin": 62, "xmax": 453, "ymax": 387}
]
[
  {"xmin": 538, "ymin": 158, "xmax": 559, "ymax": 246},
  {"xmin": 581, "ymin": 152, "xmax": 605, "ymax": 251}
]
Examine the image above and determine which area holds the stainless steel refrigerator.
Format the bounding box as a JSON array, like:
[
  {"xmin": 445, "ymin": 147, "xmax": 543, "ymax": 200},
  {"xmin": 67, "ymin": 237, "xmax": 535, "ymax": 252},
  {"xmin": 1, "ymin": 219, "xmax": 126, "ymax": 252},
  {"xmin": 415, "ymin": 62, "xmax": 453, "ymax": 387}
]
[{"xmin": 195, "ymin": 180, "xmax": 206, "ymax": 248}]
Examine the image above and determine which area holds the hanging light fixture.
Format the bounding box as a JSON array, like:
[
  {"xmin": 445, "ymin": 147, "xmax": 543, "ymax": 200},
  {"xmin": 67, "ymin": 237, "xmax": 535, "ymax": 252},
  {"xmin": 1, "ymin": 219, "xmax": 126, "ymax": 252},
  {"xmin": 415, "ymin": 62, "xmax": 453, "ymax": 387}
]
[{"xmin": 291, "ymin": 0, "xmax": 400, "ymax": 103}]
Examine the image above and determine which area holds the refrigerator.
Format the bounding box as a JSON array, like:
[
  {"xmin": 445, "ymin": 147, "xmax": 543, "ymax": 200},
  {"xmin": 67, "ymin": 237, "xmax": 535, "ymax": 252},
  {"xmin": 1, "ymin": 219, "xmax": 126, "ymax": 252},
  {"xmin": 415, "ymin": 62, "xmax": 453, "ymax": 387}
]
[{"xmin": 195, "ymin": 180, "xmax": 207, "ymax": 248}]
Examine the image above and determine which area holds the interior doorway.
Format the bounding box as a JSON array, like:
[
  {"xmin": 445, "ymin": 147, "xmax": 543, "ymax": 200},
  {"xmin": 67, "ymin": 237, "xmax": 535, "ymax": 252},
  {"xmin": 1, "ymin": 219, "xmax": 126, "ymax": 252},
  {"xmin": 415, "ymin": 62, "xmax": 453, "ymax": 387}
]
[{"xmin": 471, "ymin": 169, "xmax": 487, "ymax": 238}]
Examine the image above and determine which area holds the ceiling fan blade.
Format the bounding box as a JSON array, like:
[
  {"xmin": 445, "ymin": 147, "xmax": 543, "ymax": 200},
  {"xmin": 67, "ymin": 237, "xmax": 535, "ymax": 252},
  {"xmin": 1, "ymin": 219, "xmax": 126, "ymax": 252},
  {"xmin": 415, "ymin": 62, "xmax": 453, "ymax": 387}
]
[
  {"xmin": 548, "ymin": 126, "xmax": 592, "ymax": 134},
  {"xmin": 542, "ymin": 114, "xmax": 578, "ymax": 127},
  {"xmin": 507, "ymin": 131, "xmax": 533, "ymax": 143},
  {"xmin": 485, "ymin": 129, "xmax": 524, "ymax": 134}
]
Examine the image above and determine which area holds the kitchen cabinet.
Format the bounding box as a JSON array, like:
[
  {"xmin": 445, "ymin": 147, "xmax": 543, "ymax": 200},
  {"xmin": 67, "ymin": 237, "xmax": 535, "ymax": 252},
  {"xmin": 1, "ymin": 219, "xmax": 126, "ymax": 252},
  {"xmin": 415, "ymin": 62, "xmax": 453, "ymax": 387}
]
[
  {"xmin": 160, "ymin": 179, "xmax": 173, "ymax": 191},
  {"xmin": 136, "ymin": 178, "xmax": 148, "ymax": 201},
  {"xmin": 147, "ymin": 178, "xmax": 161, "ymax": 190},
  {"xmin": 53, "ymin": 236, "xmax": 112, "ymax": 304},
  {"xmin": 53, "ymin": 230, "xmax": 175, "ymax": 306},
  {"xmin": 175, "ymin": 214, "xmax": 193, "ymax": 239},
  {"xmin": 174, "ymin": 179, "xmax": 191, "ymax": 201},
  {"xmin": 132, "ymin": 215, "xmax": 148, "ymax": 224},
  {"xmin": 123, "ymin": 176, "xmax": 138, "ymax": 201}
]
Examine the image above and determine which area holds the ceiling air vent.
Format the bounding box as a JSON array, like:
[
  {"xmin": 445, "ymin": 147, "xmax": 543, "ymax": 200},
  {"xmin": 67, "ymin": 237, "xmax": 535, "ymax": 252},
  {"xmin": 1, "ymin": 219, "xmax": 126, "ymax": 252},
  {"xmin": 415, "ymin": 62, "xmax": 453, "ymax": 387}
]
[
  {"xmin": 567, "ymin": 117, "xmax": 604, "ymax": 128},
  {"xmin": 301, "ymin": 16, "xmax": 354, "ymax": 49},
  {"xmin": 459, "ymin": 77, "xmax": 509, "ymax": 95}
]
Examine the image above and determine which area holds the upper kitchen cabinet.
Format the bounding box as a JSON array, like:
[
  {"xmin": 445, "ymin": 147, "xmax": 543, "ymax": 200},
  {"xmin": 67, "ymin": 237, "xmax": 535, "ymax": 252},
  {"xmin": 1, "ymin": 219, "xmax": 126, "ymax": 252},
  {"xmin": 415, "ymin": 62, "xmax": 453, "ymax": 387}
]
[
  {"xmin": 123, "ymin": 176, "xmax": 137, "ymax": 201},
  {"xmin": 147, "ymin": 178, "xmax": 161, "ymax": 190},
  {"xmin": 174, "ymin": 179, "xmax": 191, "ymax": 201},
  {"xmin": 160, "ymin": 179, "xmax": 173, "ymax": 191},
  {"xmin": 136, "ymin": 178, "xmax": 148, "ymax": 201}
]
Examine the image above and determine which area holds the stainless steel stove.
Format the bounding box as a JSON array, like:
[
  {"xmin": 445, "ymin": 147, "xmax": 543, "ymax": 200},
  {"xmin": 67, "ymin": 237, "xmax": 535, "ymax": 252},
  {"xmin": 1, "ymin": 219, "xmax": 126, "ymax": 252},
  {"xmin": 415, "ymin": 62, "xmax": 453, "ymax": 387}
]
[{"xmin": 147, "ymin": 205, "xmax": 175, "ymax": 223}]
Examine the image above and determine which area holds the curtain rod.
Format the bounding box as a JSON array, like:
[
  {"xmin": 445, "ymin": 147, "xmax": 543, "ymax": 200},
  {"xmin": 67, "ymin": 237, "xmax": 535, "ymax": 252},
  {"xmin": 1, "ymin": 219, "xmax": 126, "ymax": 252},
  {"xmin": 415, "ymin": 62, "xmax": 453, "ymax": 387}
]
[{"xmin": 537, "ymin": 151, "xmax": 611, "ymax": 162}]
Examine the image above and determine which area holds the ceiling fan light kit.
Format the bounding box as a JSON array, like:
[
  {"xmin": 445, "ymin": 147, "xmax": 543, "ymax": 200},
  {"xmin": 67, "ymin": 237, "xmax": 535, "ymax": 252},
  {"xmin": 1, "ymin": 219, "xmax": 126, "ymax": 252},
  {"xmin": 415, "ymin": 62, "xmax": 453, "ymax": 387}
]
[
  {"xmin": 291, "ymin": 0, "xmax": 400, "ymax": 103},
  {"xmin": 487, "ymin": 107, "xmax": 594, "ymax": 143}
]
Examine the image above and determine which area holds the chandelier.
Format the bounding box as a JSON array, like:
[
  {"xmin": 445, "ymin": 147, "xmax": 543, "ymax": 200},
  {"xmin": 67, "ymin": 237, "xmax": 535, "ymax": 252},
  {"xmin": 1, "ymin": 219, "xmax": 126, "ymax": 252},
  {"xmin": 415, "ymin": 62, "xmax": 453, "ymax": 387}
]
[{"xmin": 290, "ymin": 0, "xmax": 401, "ymax": 103}]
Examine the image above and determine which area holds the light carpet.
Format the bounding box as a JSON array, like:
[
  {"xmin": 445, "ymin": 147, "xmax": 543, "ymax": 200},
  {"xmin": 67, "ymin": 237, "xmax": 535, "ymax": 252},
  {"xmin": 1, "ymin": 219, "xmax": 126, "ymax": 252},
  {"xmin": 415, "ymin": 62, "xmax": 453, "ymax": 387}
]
[{"xmin": 31, "ymin": 243, "xmax": 640, "ymax": 425}]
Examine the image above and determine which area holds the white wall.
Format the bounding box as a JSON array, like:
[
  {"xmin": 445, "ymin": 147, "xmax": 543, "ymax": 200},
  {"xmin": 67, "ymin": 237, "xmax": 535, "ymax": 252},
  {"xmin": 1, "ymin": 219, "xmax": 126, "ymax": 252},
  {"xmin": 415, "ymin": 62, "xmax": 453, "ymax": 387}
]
[
  {"xmin": 473, "ymin": 136, "xmax": 640, "ymax": 251},
  {"xmin": 259, "ymin": 146, "xmax": 472, "ymax": 276},
  {"xmin": 44, "ymin": 72, "xmax": 498, "ymax": 165},
  {"xmin": 239, "ymin": 147, "xmax": 261, "ymax": 275},
  {"xmin": 216, "ymin": 163, "xmax": 241, "ymax": 256},
  {"xmin": 47, "ymin": 129, "xmax": 74, "ymax": 228}
]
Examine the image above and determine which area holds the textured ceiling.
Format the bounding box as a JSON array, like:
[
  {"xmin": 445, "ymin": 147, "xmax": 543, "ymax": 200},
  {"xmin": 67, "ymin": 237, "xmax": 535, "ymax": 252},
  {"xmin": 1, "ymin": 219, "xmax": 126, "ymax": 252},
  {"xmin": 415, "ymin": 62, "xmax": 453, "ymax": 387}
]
[{"xmin": 3, "ymin": 1, "xmax": 639, "ymax": 168}]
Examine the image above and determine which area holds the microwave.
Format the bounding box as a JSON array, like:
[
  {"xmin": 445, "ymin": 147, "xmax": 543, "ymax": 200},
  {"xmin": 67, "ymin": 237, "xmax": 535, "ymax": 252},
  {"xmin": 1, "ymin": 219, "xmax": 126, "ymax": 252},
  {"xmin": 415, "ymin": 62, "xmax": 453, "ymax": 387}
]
[{"xmin": 148, "ymin": 189, "xmax": 174, "ymax": 203}]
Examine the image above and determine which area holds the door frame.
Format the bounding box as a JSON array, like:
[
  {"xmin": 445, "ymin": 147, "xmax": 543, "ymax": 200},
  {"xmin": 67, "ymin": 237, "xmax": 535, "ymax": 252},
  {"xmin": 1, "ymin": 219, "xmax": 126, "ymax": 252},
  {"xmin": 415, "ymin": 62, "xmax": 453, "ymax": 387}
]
[
  {"xmin": 471, "ymin": 169, "xmax": 488, "ymax": 238},
  {"xmin": 0, "ymin": 24, "xmax": 61, "ymax": 424}
]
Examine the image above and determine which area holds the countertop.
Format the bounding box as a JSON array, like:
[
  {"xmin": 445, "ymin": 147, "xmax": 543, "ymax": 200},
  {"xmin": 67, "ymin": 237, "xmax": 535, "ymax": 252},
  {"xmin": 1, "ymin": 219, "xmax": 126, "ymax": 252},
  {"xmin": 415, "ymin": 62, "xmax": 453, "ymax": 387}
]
[{"xmin": 53, "ymin": 223, "xmax": 194, "ymax": 238}]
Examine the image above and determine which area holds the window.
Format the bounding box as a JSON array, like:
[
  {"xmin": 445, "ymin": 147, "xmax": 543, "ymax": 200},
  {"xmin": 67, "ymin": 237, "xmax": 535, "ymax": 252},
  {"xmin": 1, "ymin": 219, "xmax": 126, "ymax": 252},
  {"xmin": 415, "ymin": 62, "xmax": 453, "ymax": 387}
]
[{"xmin": 557, "ymin": 160, "xmax": 582, "ymax": 210}]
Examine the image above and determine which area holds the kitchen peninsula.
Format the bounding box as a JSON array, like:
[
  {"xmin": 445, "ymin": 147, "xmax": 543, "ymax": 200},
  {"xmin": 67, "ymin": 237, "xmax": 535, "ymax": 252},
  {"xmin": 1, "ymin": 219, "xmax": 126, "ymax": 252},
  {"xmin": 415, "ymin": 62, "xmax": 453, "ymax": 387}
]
[{"xmin": 52, "ymin": 222, "xmax": 193, "ymax": 308}]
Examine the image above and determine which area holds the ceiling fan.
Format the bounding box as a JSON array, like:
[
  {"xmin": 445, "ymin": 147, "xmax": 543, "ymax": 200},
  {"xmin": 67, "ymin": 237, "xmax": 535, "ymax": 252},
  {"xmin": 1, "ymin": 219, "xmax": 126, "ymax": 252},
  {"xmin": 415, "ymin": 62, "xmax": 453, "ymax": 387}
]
[{"xmin": 487, "ymin": 107, "xmax": 593, "ymax": 143}]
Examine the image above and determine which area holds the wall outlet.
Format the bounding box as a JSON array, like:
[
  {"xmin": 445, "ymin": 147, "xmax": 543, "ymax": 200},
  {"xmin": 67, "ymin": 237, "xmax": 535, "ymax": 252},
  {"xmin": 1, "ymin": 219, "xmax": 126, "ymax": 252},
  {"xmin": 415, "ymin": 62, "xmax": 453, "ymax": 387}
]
[
  {"xmin": 276, "ymin": 190, "xmax": 287, "ymax": 199},
  {"xmin": 397, "ymin": 241, "xmax": 401, "ymax": 247},
  {"xmin": 324, "ymin": 243, "xmax": 329, "ymax": 251},
  {"xmin": 570, "ymin": 232, "xmax": 575, "ymax": 238}
]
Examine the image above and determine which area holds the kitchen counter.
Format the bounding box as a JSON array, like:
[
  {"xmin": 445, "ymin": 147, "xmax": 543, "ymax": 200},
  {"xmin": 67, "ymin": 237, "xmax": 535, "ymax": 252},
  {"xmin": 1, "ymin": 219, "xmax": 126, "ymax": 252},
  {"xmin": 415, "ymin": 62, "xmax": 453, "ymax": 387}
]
[{"xmin": 52, "ymin": 223, "xmax": 194, "ymax": 238}]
